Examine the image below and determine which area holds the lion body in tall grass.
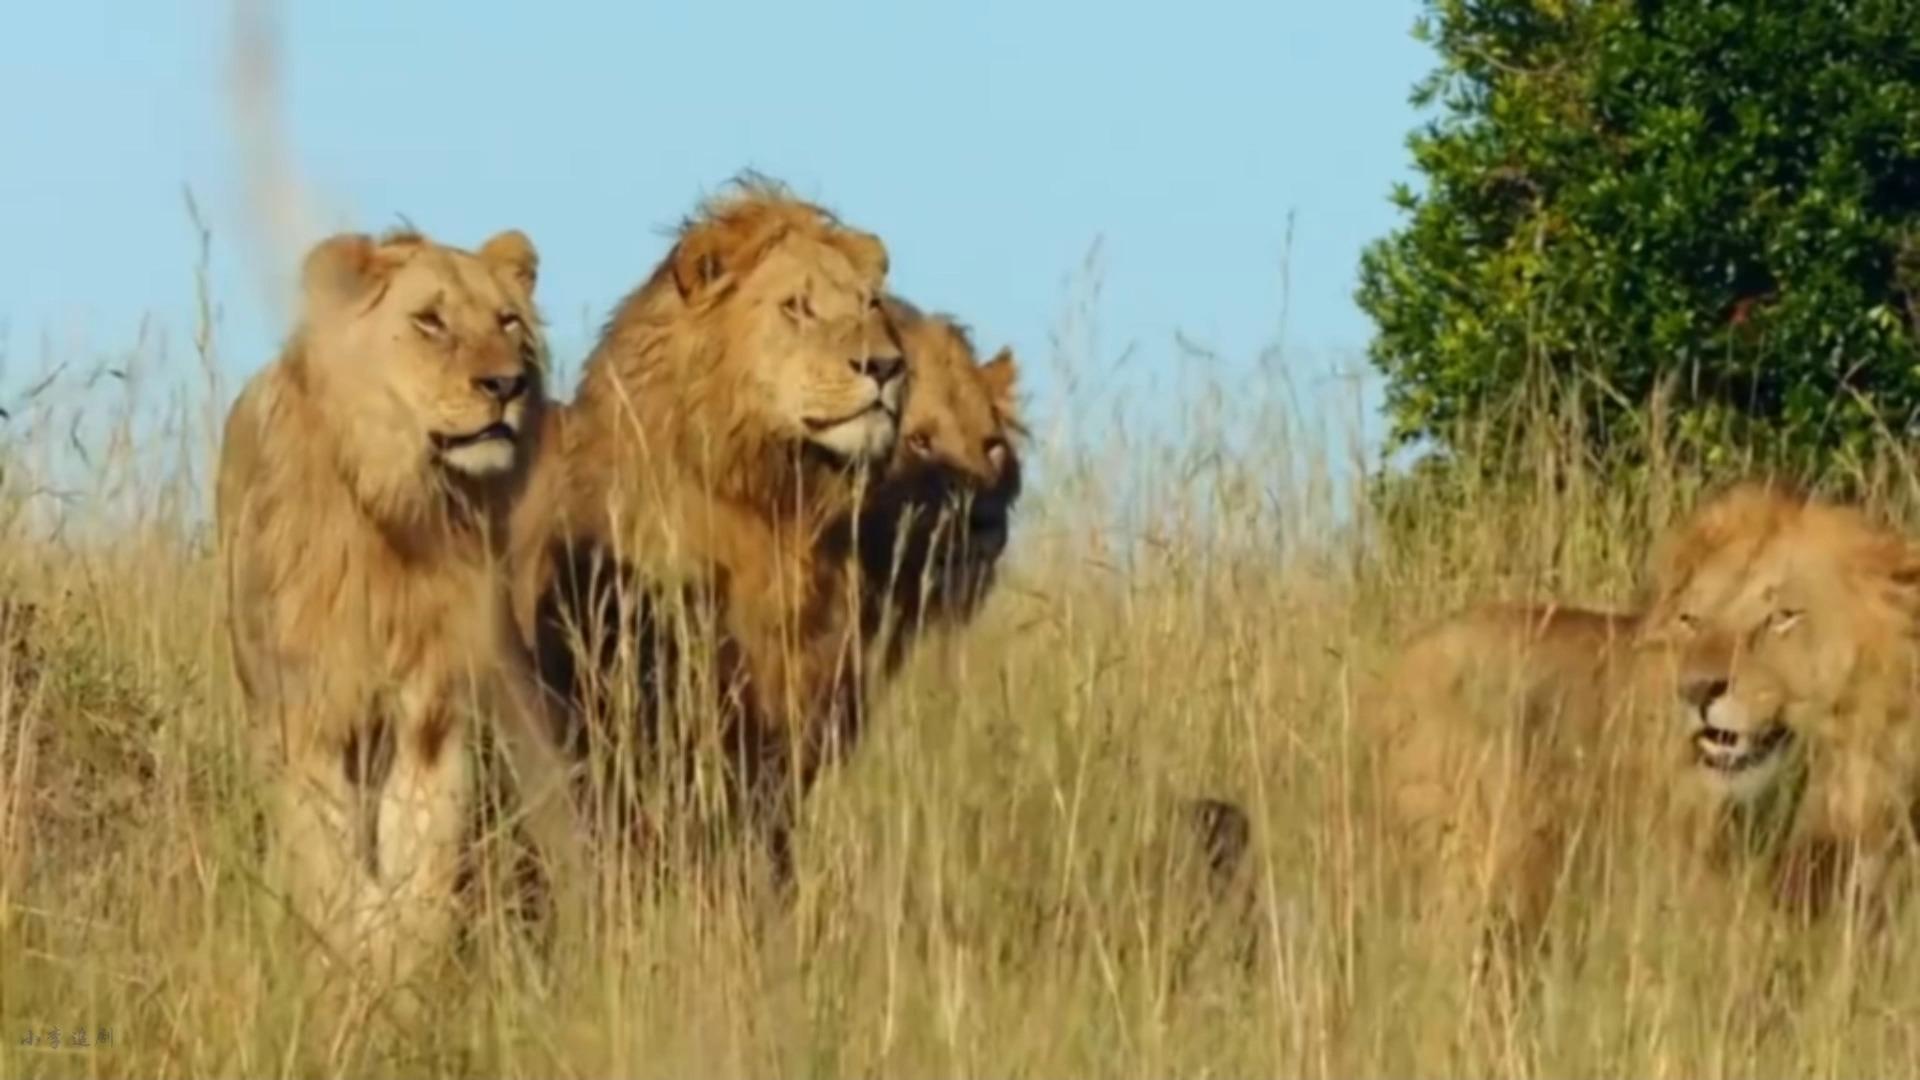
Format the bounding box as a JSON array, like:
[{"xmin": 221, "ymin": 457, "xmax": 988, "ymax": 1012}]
[
  {"xmin": 1374, "ymin": 602, "xmax": 1678, "ymax": 960},
  {"xmin": 1370, "ymin": 486, "xmax": 1787, "ymax": 968},
  {"xmin": 1376, "ymin": 481, "xmax": 1920, "ymax": 973},
  {"xmin": 216, "ymin": 227, "xmax": 581, "ymax": 989},
  {"xmin": 512, "ymin": 178, "xmax": 907, "ymax": 881}
]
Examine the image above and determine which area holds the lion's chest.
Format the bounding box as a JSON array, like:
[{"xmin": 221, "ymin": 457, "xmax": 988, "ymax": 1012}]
[
  {"xmin": 322, "ymin": 535, "xmax": 509, "ymax": 722},
  {"xmin": 376, "ymin": 553, "xmax": 501, "ymax": 662}
]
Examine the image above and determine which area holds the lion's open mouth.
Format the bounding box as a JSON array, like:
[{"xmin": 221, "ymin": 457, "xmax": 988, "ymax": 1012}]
[
  {"xmin": 1693, "ymin": 723, "xmax": 1792, "ymax": 774},
  {"xmin": 431, "ymin": 422, "xmax": 515, "ymax": 451}
]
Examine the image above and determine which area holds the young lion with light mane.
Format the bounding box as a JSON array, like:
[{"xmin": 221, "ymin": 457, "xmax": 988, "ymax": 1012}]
[
  {"xmin": 513, "ymin": 177, "xmax": 907, "ymax": 884},
  {"xmin": 217, "ymin": 227, "xmax": 582, "ymax": 990}
]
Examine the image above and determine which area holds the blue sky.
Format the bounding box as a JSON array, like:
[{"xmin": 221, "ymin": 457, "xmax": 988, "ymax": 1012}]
[{"xmin": 0, "ymin": 0, "xmax": 1433, "ymax": 461}]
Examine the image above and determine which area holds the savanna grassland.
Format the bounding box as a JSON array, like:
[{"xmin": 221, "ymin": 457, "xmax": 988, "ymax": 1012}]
[{"xmin": 9, "ymin": 263, "xmax": 1920, "ymax": 1080}]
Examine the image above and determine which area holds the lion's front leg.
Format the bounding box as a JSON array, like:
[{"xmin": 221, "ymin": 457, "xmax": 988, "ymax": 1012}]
[
  {"xmin": 368, "ymin": 701, "xmax": 471, "ymax": 987},
  {"xmin": 272, "ymin": 736, "xmax": 382, "ymax": 965}
]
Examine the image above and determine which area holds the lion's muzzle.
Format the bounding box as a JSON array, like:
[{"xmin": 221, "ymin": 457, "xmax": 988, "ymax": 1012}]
[
  {"xmin": 1679, "ymin": 670, "xmax": 1794, "ymax": 799},
  {"xmin": 432, "ymin": 409, "xmax": 522, "ymax": 478},
  {"xmin": 432, "ymin": 421, "xmax": 516, "ymax": 453},
  {"xmin": 1692, "ymin": 721, "xmax": 1792, "ymax": 775}
]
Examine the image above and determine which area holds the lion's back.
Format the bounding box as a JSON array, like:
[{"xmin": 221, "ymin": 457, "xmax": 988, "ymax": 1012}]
[{"xmin": 1372, "ymin": 602, "xmax": 1649, "ymax": 924}]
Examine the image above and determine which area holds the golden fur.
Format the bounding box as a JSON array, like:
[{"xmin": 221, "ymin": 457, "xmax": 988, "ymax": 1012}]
[
  {"xmin": 1369, "ymin": 486, "xmax": 1801, "ymax": 970},
  {"xmin": 1373, "ymin": 601, "xmax": 1666, "ymax": 968},
  {"xmin": 512, "ymin": 176, "xmax": 907, "ymax": 882},
  {"xmin": 1637, "ymin": 483, "xmax": 1920, "ymax": 923},
  {"xmin": 1375, "ymin": 480, "xmax": 1920, "ymax": 970},
  {"xmin": 856, "ymin": 297, "xmax": 1024, "ymax": 677},
  {"xmin": 217, "ymin": 227, "xmax": 581, "ymax": 990}
]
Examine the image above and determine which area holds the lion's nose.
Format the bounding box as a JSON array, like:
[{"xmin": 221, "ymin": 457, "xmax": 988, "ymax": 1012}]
[
  {"xmin": 474, "ymin": 373, "xmax": 528, "ymax": 403},
  {"xmin": 851, "ymin": 354, "xmax": 905, "ymax": 386},
  {"xmin": 1679, "ymin": 675, "xmax": 1730, "ymax": 712}
]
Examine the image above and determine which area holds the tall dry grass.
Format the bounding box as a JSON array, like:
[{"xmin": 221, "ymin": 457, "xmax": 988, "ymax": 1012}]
[{"xmin": 9, "ymin": 244, "xmax": 1920, "ymax": 1080}]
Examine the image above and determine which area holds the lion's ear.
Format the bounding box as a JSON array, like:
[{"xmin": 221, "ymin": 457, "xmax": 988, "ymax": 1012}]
[
  {"xmin": 979, "ymin": 347, "xmax": 1019, "ymax": 406},
  {"xmin": 1881, "ymin": 541, "xmax": 1920, "ymax": 603},
  {"xmin": 668, "ymin": 224, "xmax": 734, "ymax": 300},
  {"xmin": 300, "ymin": 232, "xmax": 420, "ymax": 313},
  {"xmin": 300, "ymin": 233, "xmax": 379, "ymax": 310},
  {"xmin": 979, "ymin": 347, "xmax": 1027, "ymax": 436},
  {"xmin": 479, "ymin": 229, "xmax": 540, "ymax": 295}
]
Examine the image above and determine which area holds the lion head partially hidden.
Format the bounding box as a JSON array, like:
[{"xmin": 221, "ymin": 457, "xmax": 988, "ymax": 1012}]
[
  {"xmin": 884, "ymin": 297, "xmax": 1023, "ymax": 547},
  {"xmin": 291, "ymin": 227, "xmax": 547, "ymax": 517},
  {"xmin": 857, "ymin": 298, "xmax": 1024, "ymax": 669}
]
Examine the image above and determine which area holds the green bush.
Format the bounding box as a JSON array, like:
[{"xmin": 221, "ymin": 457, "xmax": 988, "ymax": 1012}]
[{"xmin": 1359, "ymin": 0, "xmax": 1920, "ymax": 476}]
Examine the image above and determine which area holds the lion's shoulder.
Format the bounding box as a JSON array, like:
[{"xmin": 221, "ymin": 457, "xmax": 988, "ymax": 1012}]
[{"xmin": 215, "ymin": 355, "xmax": 313, "ymax": 539}]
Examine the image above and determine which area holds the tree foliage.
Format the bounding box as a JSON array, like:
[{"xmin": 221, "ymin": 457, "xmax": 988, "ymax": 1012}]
[{"xmin": 1358, "ymin": 0, "xmax": 1920, "ymax": 474}]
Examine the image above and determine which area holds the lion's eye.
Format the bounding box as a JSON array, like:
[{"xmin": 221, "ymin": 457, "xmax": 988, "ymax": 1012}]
[
  {"xmin": 780, "ymin": 294, "xmax": 816, "ymax": 320},
  {"xmin": 907, "ymin": 432, "xmax": 934, "ymax": 457},
  {"xmin": 412, "ymin": 309, "xmax": 447, "ymax": 336},
  {"xmin": 1676, "ymin": 612, "xmax": 1701, "ymax": 633},
  {"xmin": 1767, "ymin": 608, "xmax": 1804, "ymax": 634},
  {"xmin": 498, "ymin": 310, "xmax": 524, "ymax": 334}
]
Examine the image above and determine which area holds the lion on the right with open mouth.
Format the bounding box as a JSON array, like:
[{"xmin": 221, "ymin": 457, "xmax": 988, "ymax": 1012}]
[{"xmin": 1374, "ymin": 480, "xmax": 1920, "ymax": 988}]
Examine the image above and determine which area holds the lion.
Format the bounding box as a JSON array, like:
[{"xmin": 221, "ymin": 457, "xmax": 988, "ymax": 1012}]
[
  {"xmin": 1635, "ymin": 482, "xmax": 1920, "ymax": 926},
  {"xmin": 512, "ymin": 176, "xmax": 907, "ymax": 886},
  {"xmin": 854, "ymin": 297, "xmax": 1024, "ymax": 679},
  {"xmin": 1369, "ymin": 485, "xmax": 1814, "ymax": 986},
  {"xmin": 216, "ymin": 226, "xmax": 583, "ymax": 994}
]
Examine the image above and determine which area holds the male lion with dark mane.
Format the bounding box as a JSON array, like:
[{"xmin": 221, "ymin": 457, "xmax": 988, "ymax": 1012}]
[
  {"xmin": 513, "ymin": 176, "xmax": 906, "ymax": 885},
  {"xmin": 217, "ymin": 227, "xmax": 582, "ymax": 994},
  {"xmin": 855, "ymin": 297, "xmax": 1024, "ymax": 680}
]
